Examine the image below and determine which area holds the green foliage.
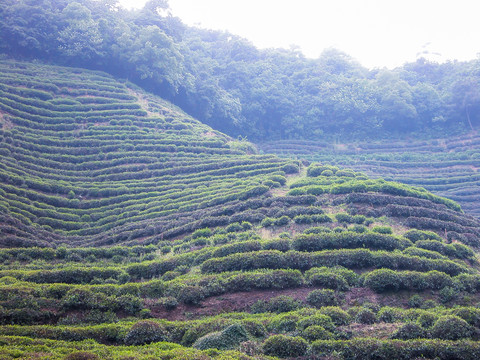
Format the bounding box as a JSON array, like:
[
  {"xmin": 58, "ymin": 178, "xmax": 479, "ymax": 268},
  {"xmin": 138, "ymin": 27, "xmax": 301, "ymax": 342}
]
[
  {"xmin": 64, "ymin": 352, "xmax": 100, "ymax": 360},
  {"xmin": 251, "ymin": 295, "xmax": 301, "ymax": 314},
  {"xmin": 363, "ymin": 269, "xmax": 400, "ymax": 292},
  {"xmin": 306, "ymin": 289, "xmax": 338, "ymax": 308},
  {"xmin": 355, "ymin": 308, "xmax": 377, "ymax": 324},
  {"xmin": 193, "ymin": 323, "xmax": 249, "ymax": 350},
  {"xmin": 372, "ymin": 226, "xmax": 393, "ymax": 234},
  {"xmin": 297, "ymin": 314, "xmax": 336, "ymax": 332},
  {"xmin": 302, "ymin": 325, "xmax": 333, "ymax": 341},
  {"xmin": 431, "ymin": 315, "xmax": 476, "ymax": 340},
  {"xmin": 391, "ymin": 322, "xmax": 427, "ymax": 340},
  {"xmin": 262, "ymin": 334, "xmax": 308, "ymax": 358}
]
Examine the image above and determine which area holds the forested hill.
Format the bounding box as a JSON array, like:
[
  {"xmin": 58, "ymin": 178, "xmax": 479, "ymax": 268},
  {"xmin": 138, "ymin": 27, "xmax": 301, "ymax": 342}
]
[{"xmin": 1, "ymin": 0, "xmax": 479, "ymax": 141}]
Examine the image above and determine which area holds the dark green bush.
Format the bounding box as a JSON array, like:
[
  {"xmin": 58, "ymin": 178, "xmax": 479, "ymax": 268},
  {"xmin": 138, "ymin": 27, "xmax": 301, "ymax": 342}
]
[
  {"xmin": 355, "ymin": 308, "xmax": 376, "ymax": 324},
  {"xmin": 193, "ymin": 323, "xmax": 249, "ymax": 350},
  {"xmin": 306, "ymin": 289, "xmax": 338, "ymax": 308},
  {"xmin": 319, "ymin": 307, "xmax": 351, "ymax": 326},
  {"xmin": 251, "ymin": 295, "xmax": 301, "ymax": 314},
  {"xmin": 178, "ymin": 285, "xmax": 205, "ymax": 305},
  {"xmin": 363, "ymin": 269, "xmax": 400, "ymax": 292},
  {"xmin": 431, "ymin": 315, "xmax": 476, "ymax": 340},
  {"xmin": 262, "ymin": 334, "xmax": 308, "ymax": 358},
  {"xmin": 297, "ymin": 314, "xmax": 336, "ymax": 332},
  {"xmin": 303, "ymin": 325, "xmax": 333, "ymax": 341},
  {"xmin": 391, "ymin": 322, "xmax": 427, "ymax": 340},
  {"xmin": 124, "ymin": 320, "xmax": 169, "ymax": 345},
  {"xmin": 417, "ymin": 312, "xmax": 439, "ymax": 328}
]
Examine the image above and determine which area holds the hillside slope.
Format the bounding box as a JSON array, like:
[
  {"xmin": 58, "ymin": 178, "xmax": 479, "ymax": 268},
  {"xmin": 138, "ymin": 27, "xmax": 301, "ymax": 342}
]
[
  {"xmin": 2, "ymin": 61, "xmax": 480, "ymax": 359},
  {"xmin": 0, "ymin": 60, "xmax": 296, "ymax": 248},
  {"xmin": 260, "ymin": 136, "xmax": 480, "ymax": 217}
]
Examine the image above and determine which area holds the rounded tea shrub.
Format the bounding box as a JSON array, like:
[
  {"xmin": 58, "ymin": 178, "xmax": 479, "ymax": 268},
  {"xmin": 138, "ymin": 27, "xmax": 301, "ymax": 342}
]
[
  {"xmin": 296, "ymin": 314, "xmax": 336, "ymax": 332},
  {"xmin": 124, "ymin": 320, "xmax": 168, "ymax": 345},
  {"xmin": 363, "ymin": 269, "xmax": 400, "ymax": 293},
  {"xmin": 391, "ymin": 322, "xmax": 427, "ymax": 340},
  {"xmin": 302, "ymin": 325, "xmax": 333, "ymax": 341},
  {"xmin": 193, "ymin": 323, "xmax": 249, "ymax": 350},
  {"xmin": 262, "ymin": 335, "xmax": 308, "ymax": 358},
  {"xmin": 417, "ymin": 312, "xmax": 439, "ymax": 329},
  {"xmin": 319, "ymin": 307, "xmax": 351, "ymax": 326},
  {"xmin": 431, "ymin": 315, "xmax": 475, "ymax": 340},
  {"xmin": 306, "ymin": 289, "xmax": 338, "ymax": 308},
  {"xmin": 178, "ymin": 285, "xmax": 205, "ymax": 305},
  {"xmin": 355, "ymin": 308, "xmax": 376, "ymax": 324}
]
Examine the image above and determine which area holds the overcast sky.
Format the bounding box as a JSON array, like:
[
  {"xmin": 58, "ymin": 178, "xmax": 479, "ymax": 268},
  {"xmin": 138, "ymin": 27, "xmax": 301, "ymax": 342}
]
[{"xmin": 119, "ymin": 0, "xmax": 480, "ymax": 69}]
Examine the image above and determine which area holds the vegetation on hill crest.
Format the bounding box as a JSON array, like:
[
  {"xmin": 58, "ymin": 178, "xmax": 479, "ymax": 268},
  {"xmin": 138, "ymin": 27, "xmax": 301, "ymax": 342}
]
[{"xmin": 1, "ymin": 0, "xmax": 479, "ymax": 141}]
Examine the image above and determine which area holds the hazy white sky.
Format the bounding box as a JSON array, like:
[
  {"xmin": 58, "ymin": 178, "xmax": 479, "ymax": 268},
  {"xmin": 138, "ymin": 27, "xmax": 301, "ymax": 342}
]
[{"xmin": 119, "ymin": 0, "xmax": 480, "ymax": 69}]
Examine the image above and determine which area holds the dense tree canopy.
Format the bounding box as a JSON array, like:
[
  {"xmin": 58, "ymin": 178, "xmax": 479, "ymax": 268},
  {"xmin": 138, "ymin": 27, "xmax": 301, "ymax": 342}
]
[{"xmin": 0, "ymin": 0, "xmax": 479, "ymax": 140}]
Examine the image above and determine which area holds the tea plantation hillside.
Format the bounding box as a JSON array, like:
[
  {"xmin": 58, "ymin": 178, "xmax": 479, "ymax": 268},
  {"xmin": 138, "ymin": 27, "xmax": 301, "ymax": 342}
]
[
  {"xmin": 3, "ymin": 61, "xmax": 480, "ymax": 359},
  {"xmin": 260, "ymin": 136, "xmax": 480, "ymax": 218},
  {"xmin": 0, "ymin": 60, "xmax": 297, "ymax": 248}
]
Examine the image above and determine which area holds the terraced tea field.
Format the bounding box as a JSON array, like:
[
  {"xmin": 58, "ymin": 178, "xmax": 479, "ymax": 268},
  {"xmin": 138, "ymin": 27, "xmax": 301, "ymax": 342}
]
[
  {"xmin": 260, "ymin": 135, "xmax": 480, "ymax": 217},
  {"xmin": 0, "ymin": 60, "xmax": 297, "ymax": 248},
  {"xmin": 3, "ymin": 60, "xmax": 480, "ymax": 359}
]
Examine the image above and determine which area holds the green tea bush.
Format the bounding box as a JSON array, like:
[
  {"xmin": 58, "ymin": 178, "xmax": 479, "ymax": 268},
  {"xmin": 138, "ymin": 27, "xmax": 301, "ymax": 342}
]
[
  {"xmin": 407, "ymin": 295, "xmax": 424, "ymax": 308},
  {"xmin": 451, "ymin": 307, "xmax": 480, "ymax": 327},
  {"xmin": 372, "ymin": 226, "xmax": 392, "ymax": 234},
  {"xmin": 355, "ymin": 308, "xmax": 376, "ymax": 324},
  {"xmin": 431, "ymin": 315, "xmax": 476, "ymax": 340},
  {"xmin": 178, "ymin": 285, "xmax": 205, "ymax": 305},
  {"xmin": 417, "ymin": 312, "xmax": 439, "ymax": 328},
  {"xmin": 124, "ymin": 320, "xmax": 169, "ymax": 345},
  {"xmin": 363, "ymin": 269, "xmax": 400, "ymax": 292},
  {"xmin": 305, "ymin": 268, "xmax": 349, "ymax": 290},
  {"xmin": 61, "ymin": 288, "xmax": 99, "ymax": 310},
  {"xmin": 319, "ymin": 307, "xmax": 351, "ymax": 326},
  {"xmin": 439, "ymin": 286, "xmax": 458, "ymax": 303},
  {"xmin": 116, "ymin": 294, "xmax": 142, "ymax": 315},
  {"xmin": 377, "ymin": 307, "xmax": 403, "ymax": 323},
  {"xmin": 302, "ymin": 325, "xmax": 333, "ymax": 341},
  {"xmin": 267, "ymin": 313, "xmax": 301, "ymax": 333},
  {"xmin": 306, "ymin": 289, "xmax": 338, "ymax": 308},
  {"xmin": 297, "ymin": 313, "xmax": 336, "ymax": 332},
  {"xmin": 193, "ymin": 323, "xmax": 249, "ymax": 350},
  {"xmin": 251, "ymin": 295, "xmax": 301, "ymax": 313},
  {"xmin": 391, "ymin": 322, "xmax": 427, "ymax": 340},
  {"xmin": 274, "ymin": 216, "xmax": 290, "ymax": 226},
  {"xmin": 262, "ymin": 334, "xmax": 308, "ymax": 358}
]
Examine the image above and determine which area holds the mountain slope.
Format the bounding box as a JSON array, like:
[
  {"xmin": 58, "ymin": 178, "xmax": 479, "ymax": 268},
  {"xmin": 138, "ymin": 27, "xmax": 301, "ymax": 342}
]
[
  {"xmin": 260, "ymin": 136, "xmax": 480, "ymax": 217},
  {"xmin": 2, "ymin": 61, "xmax": 480, "ymax": 359},
  {"xmin": 0, "ymin": 60, "xmax": 296, "ymax": 248}
]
